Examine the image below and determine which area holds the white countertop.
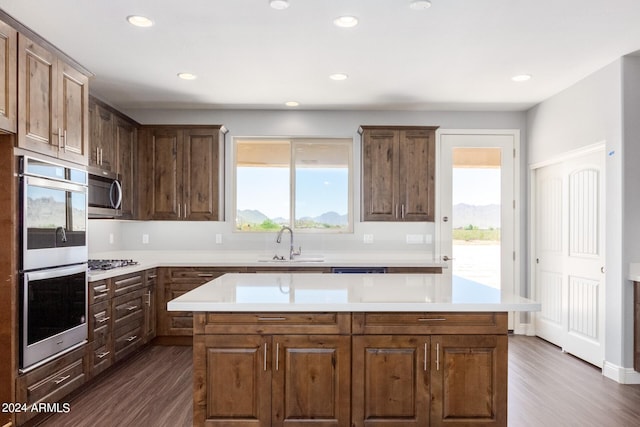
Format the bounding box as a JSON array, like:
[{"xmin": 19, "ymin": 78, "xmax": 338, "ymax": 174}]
[
  {"xmin": 87, "ymin": 250, "xmax": 445, "ymax": 281},
  {"xmin": 167, "ymin": 273, "xmax": 540, "ymax": 313},
  {"xmin": 629, "ymin": 263, "xmax": 640, "ymax": 281}
]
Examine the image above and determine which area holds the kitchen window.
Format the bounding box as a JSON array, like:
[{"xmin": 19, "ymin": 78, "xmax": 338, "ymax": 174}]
[{"xmin": 234, "ymin": 137, "xmax": 352, "ymax": 232}]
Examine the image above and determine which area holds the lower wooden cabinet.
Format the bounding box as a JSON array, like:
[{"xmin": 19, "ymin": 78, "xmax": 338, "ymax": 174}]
[
  {"xmin": 15, "ymin": 345, "xmax": 87, "ymax": 425},
  {"xmin": 193, "ymin": 312, "xmax": 508, "ymax": 427},
  {"xmin": 194, "ymin": 334, "xmax": 351, "ymax": 427},
  {"xmin": 352, "ymin": 335, "xmax": 430, "ymax": 427}
]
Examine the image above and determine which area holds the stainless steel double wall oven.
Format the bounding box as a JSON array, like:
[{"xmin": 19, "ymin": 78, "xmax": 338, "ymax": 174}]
[{"xmin": 19, "ymin": 156, "xmax": 89, "ymax": 371}]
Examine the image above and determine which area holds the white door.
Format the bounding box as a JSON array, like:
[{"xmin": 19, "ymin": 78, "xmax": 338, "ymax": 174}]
[
  {"xmin": 439, "ymin": 132, "xmax": 517, "ymax": 326},
  {"xmin": 534, "ymin": 148, "xmax": 605, "ymax": 367}
]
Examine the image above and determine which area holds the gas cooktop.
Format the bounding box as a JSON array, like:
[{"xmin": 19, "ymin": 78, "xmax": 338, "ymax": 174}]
[{"xmin": 88, "ymin": 259, "xmax": 139, "ymax": 271}]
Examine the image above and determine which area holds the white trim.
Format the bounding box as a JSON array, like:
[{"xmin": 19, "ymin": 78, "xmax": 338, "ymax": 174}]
[
  {"xmin": 529, "ymin": 141, "xmax": 606, "ymax": 170},
  {"xmin": 603, "ymin": 361, "xmax": 640, "ymax": 384}
]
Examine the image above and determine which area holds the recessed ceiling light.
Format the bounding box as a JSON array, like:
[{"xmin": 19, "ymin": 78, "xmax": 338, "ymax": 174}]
[
  {"xmin": 333, "ymin": 16, "xmax": 358, "ymax": 28},
  {"xmin": 126, "ymin": 15, "xmax": 153, "ymax": 28},
  {"xmin": 511, "ymin": 74, "xmax": 532, "ymax": 82},
  {"xmin": 269, "ymin": 0, "xmax": 290, "ymax": 10},
  {"xmin": 409, "ymin": 0, "xmax": 432, "ymax": 10},
  {"xmin": 177, "ymin": 72, "xmax": 197, "ymax": 80},
  {"xmin": 285, "ymin": 101, "xmax": 299, "ymax": 107},
  {"xmin": 329, "ymin": 73, "xmax": 349, "ymax": 81}
]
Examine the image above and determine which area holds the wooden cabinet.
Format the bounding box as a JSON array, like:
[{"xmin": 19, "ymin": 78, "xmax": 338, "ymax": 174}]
[
  {"xmin": 635, "ymin": 281, "xmax": 639, "ymax": 372},
  {"xmin": 360, "ymin": 126, "xmax": 437, "ymax": 222},
  {"xmin": 88, "ymin": 278, "xmax": 114, "ymax": 378},
  {"xmin": 88, "ymin": 98, "xmax": 116, "ymax": 171},
  {"xmin": 352, "ymin": 335, "xmax": 430, "ymax": 427},
  {"xmin": 0, "ymin": 19, "xmax": 17, "ymax": 133},
  {"xmin": 116, "ymin": 115, "xmax": 137, "ymax": 218},
  {"xmin": 18, "ymin": 34, "xmax": 89, "ymax": 165},
  {"xmin": 139, "ymin": 125, "xmax": 226, "ymax": 221},
  {"xmin": 193, "ymin": 314, "xmax": 351, "ymax": 427},
  {"xmin": 15, "ymin": 345, "xmax": 87, "ymax": 425},
  {"xmin": 157, "ymin": 267, "xmax": 247, "ymax": 337},
  {"xmin": 144, "ymin": 270, "xmax": 158, "ymax": 342}
]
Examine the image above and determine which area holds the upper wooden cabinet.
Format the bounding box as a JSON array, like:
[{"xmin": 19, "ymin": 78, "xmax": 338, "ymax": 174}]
[
  {"xmin": 17, "ymin": 34, "xmax": 89, "ymax": 165},
  {"xmin": 89, "ymin": 98, "xmax": 116, "ymax": 172},
  {"xmin": 0, "ymin": 19, "xmax": 17, "ymax": 133},
  {"xmin": 360, "ymin": 126, "xmax": 438, "ymax": 222},
  {"xmin": 116, "ymin": 115, "xmax": 137, "ymax": 219},
  {"xmin": 138, "ymin": 125, "xmax": 225, "ymax": 221}
]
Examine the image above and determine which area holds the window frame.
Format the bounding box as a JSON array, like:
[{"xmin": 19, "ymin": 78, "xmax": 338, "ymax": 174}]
[{"xmin": 233, "ymin": 136, "xmax": 354, "ymax": 233}]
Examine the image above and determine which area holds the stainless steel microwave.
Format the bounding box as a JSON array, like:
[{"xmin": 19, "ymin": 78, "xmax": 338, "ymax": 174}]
[{"xmin": 88, "ymin": 169, "xmax": 122, "ymax": 218}]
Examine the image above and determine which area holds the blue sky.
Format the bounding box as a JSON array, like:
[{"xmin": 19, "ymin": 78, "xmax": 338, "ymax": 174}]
[{"xmin": 453, "ymin": 168, "xmax": 501, "ymax": 205}]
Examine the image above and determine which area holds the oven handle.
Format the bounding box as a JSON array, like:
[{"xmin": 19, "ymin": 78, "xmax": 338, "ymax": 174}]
[
  {"xmin": 24, "ymin": 175, "xmax": 87, "ymax": 194},
  {"xmin": 24, "ymin": 263, "xmax": 88, "ymax": 282},
  {"xmin": 109, "ymin": 180, "xmax": 123, "ymax": 210}
]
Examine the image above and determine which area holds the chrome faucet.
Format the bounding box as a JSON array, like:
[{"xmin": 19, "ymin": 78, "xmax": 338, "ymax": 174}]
[{"xmin": 276, "ymin": 226, "xmax": 301, "ymax": 260}]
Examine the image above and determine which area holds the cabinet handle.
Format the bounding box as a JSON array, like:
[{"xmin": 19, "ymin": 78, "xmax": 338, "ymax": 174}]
[
  {"xmin": 275, "ymin": 342, "xmax": 280, "ymax": 371},
  {"xmin": 401, "ymin": 204, "xmax": 405, "ymax": 219},
  {"xmin": 145, "ymin": 291, "xmax": 151, "ymax": 305},
  {"xmin": 436, "ymin": 343, "xmax": 440, "ymax": 371},
  {"xmin": 148, "ymin": 274, "xmax": 158, "ymax": 279},
  {"xmin": 95, "ymin": 147, "xmax": 100, "ymax": 165},
  {"xmin": 54, "ymin": 375, "xmax": 71, "ymax": 385},
  {"xmin": 63, "ymin": 129, "xmax": 67, "ymax": 149},
  {"xmin": 184, "ymin": 203, "xmax": 187, "ymax": 219},
  {"xmin": 178, "ymin": 203, "xmax": 181, "ymax": 218},
  {"xmin": 258, "ymin": 317, "xmax": 287, "ymax": 321},
  {"xmin": 263, "ymin": 343, "xmax": 268, "ymax": 371},
  {"xmin": 126, "ymin": 305, "xmax": 139, "ymax": 311},
  {"xmin": 57, "ymin": 128, "xmax": 63, "ymax": 149},
  {"xmin": 418, "ymin": 318, "xmax": 446, "ymax": 322},
  {"xmin": 97, "ymin": 351, "xmax": 110, "ymax": 359},
  {"xmin": 395, "ymin": 204, "xmax": 399, "ymax": 219},
  {"xmin": 197, "ymin": 273, "xmax": 214, "ymax": 277},
  {"xmin": 126, "ymin": 335, "xmax": 137, "ymax": 342},
  {"xmin": 97, "ymin": 316, "xmax": 110, "ymax": 323},
  {"xmin": 95, "ymin": 288, "xmax": 108, "ymax": 294},
  {"xmin": 424, "ymin": 343, "xmax": 428, "ymax": 372}
]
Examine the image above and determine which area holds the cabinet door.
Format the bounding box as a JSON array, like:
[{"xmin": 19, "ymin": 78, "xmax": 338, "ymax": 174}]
[
  {"xmin": 143, "ymin": 271, "xmax": 157, "ymax": 342},
  {"xmin": 361, "ymin": 129, "xmax": 399, "ymax": 221},
  {"xmin": 398, "ymin": 129, "xmax": 435, "ymax": 221},
  {"xmin": 182, "ymin": 128, "xmax": 220, "ymax": 220},
  {"xmin": 116, "ymin": 116, "xmax": 137, "ymax": 218},
  {"xmin": 57, "ymin": 61, "xmax": 89, "ymax": 164},
  {"xmin": 18, "ymin": 34, "xmax": 57, "ymax": 157},
  {"xmin": 194, "ymin": 334, "xmax": 271, "ymax": 427},
  {"xmin": 140, "ymin": 127, "xmax": 181, "ymax": 219},
  {"xmin": 272, "ymin": 335, "xmax": 350, "ymax": 427},
  {"xmin": 352, "ymin": 335, "xmax": 430, "ymax": 427},
  {"xmin": 430, "ymin": 335, "xmax": 507, "ymax": 427},
  {"xmin": 89, "ymin": 99, "xmax": 115, "ymax": 171},
  {"xmin": 0, "ymin": 20, "xmax": 16, "ymax": 133}
]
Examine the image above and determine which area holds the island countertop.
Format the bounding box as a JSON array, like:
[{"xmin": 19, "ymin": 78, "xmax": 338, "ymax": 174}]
[{"xmin": 167, "ymin": 273, "xmax": 540, "ymax": 312}]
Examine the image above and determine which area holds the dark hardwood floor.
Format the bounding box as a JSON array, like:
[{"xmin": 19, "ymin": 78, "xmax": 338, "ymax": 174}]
[{"xmin": 37, "ymin": 336, "xmax": 640, "ymax": 427}]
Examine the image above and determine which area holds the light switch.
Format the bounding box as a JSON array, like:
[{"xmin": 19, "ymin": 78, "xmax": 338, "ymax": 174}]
[
  {"xmin": 363, "ymin": 234, "xmax": 374, "ymax": 244},
  {"xmin": 142, "ymin": 234, "xmax": 149, "ymax": 244},
  {"xmin": 215, "ymin": 234, "xmax": 222, "ymax": 244}
]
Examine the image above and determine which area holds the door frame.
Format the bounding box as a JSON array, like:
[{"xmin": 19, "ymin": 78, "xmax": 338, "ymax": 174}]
[
  {"xmin": 528, "ymin": 141, "xmax": 606, "ymax": 340},
  {"xmin": 436, "ymin": 129, "xmax": 521, "ymax": 331}
]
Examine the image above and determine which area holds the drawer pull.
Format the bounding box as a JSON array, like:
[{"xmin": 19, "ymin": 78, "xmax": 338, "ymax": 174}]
[
  {"xmin": 145, "ymin": 291, "xmax": 151, "ymax": 306},
  {"xmin": 97, "ymin": 316, "xmax": 110, "ymax": 323},
  {"xmin": 126, "ymin": 305, "xmax": 139, "ymax": 311},
  {"xmin": 197, "ymin": 273, "xmax": 214, "ymax": 277},
  {"xmin": 95, "ymin": 288, "xmax": 108, "ymax": 294},
  {"xmin": 54, "ymin": 375, "xmax": 71, "ymax": 385},
  {"xmin": 148, "ymin": 274, "xmax": 157, "ymax": 279},
  {"xmin": 97, "ymin": 351, "xmax": 110, "ymax": 359},
  {"xmin": 126, "ymin": 335, "xmax": 138, "ymax": 342},
  {"xmin": 436, "ymin": 343, "xmax": 440, "ymax": 371},
  {"xmin": 276, "ymin": 342, "xmax": 280, "ymax": 371},
  {"xmin": 258, "ymin": 317, "xmax": 287, "ymax": 321},
  {"xmin": 263, "ymin": 343, "xmax": 268, "ymax": 371},
  {"xmin": 418, "ymin": 318, "xmax": 447, "ymax": 322},
  {"xmin": 424, "ymin": 343, "xmax": 428, "ymax": 372}
]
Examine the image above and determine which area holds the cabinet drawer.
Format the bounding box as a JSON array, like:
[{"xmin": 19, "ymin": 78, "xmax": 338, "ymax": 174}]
[
  {"xmin": 113, "ymin": 289, "xmax": 144, "ymax": 326},
  {"xmin": 167, "ymin": 267, "xmax": 247, "ymax": 283},
  {"xmin": 16, "ymin": 346, "xmax": 86, "ymax": 424},
  {"xmin": 89, "ymin": 279, "xmax": 111, "ymax": 305},
  {"xmin": 89, "ymin": 300, "xmax": 111, "ymax": 342},
  {"xmin": 113, "ymin": 272, "xmax": 145, "ymax": 297},
  {"xmin": 114, "ymin": 322, "xmax": 144, "ymax": 362},
  {"xmin": 89, "ymin": 341, "xmax": 113, "ymax": 377},
  {"xmin": 195, "ymin": 312, "xmax": 351, "ymax": 335},
  {"xmin": 352, "ymin": 312, "xmax": 508, "ymax": 335}
]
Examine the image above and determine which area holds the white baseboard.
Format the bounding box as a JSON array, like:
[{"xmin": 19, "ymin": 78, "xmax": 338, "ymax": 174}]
[
  {"xmin": 512, "ymin": 322, "xmax": 536, "ymax": 336},
  {"xmin": 603, "ymin": 361, "xmax": 640, "ymax": 384}
]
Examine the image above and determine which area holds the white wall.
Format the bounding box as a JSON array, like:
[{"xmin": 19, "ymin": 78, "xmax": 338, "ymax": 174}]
[
  {"xmin": 526, "ymin": 59, "xmax": 633, "ymax": 372},
  {"xmin": 90, "ymin": 109, "xmax": 527, "ymax": 262}
]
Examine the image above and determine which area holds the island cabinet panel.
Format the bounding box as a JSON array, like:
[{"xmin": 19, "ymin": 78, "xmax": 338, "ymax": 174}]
[
  {"xmin": 138, "ymin": 125, "xmax": 225, "ymax": 221},
  {"xmin": 430, "ymin": 335, "xmax": 507, "ymax": 427},
  {"xmin": 197, "ymin": 312, "xmax": 351, "ymax": 335},
  {"xmin": 18, "ymin": 34, "xmax": 89, "ymax": 165},
  {"xmin": 352, "ymin": 336, "xmax": 430, "ymax": 427},
  {"xmin": 193, "ymin": 333, "xmax": 350, "ymax": 427},
  {"xmin": 360, "ymin": 126, "xmax": 437, "ymax": 222},
  {"xmin": 0, "ymin": 19, "xmax": 17, "ymax": 133},
  {"xmin": 352, "ymin": 312, "xmax": 507, "ymax": 335}
]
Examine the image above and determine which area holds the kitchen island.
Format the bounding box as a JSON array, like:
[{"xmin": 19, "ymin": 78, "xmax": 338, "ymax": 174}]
[{"xmin": 168, "ymin": 273, "xmax": 540, "ymax": 427}]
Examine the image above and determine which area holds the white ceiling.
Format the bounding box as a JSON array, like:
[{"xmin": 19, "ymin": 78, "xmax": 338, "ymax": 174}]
[{"xmin": 1, "ymin": 0, "xmax": 640, "ymax": 112}]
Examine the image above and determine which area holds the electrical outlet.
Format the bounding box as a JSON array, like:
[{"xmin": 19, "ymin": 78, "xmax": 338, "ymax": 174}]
[
  {"xmin": 215, "ymin": 234, "xmax": 222, "ymax": 244},
  {"xmin": 142, "ymin": 234, "xmax": 149, "ymax": 244},
  {"xmin": 424, "ymin": 234, "xmax": 433, "ymax": 244},
  {"xmin": 406, "ymin": 234, "xmax": 424, "ymax": 244},
  {"xmin": 109, "ymin": 233, "xmax": 114, "ymax": 245},
  {"xmin": 363, "ymin": 234, "xmax": 374, "ymax": 244}
]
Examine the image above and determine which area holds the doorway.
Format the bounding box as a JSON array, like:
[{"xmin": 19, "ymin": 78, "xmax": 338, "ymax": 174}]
[{"xmin": 439, "ymin": 131, "xmax": 518, "ymax": 325}]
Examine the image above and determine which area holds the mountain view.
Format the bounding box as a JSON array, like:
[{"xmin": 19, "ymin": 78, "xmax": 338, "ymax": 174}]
[
  {"xmin": 236, "ymin": 209, "xmax": 348, "ymax": 231},
  {"xmin": 452, "ymin": 203, "xmax": 500, "ymax": 229}
]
